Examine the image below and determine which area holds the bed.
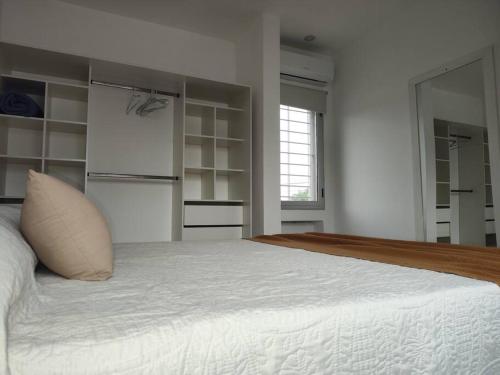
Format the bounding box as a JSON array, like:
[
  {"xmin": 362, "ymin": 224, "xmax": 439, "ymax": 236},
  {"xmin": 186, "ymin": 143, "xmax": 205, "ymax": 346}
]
[{"xmin": 2, "ymin": 206, "xmax": 500, "ymax": 375}]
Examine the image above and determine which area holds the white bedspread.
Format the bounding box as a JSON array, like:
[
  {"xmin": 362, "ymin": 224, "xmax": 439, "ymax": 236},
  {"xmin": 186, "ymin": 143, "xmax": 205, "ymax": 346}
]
[
  {"xmin": 8, "ymin": 240, "xmax": 500, "ymax": 375},
  {"xmin": 0, "ymin": 206, "xmax": 38, "ymax": 375}
]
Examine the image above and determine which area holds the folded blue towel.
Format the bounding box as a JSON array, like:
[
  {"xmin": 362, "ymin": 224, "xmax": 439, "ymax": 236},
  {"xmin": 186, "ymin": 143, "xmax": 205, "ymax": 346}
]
[{"xmin": 0, "ymin": 92, "xmax": 43, "ymax": 117}]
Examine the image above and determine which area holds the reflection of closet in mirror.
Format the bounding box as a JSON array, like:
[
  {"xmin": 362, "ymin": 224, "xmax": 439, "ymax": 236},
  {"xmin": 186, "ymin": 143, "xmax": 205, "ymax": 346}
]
[
  {"xmin": 433, "ymin": 119, "xmax": 493, "ymax": 246},
  {"xmin": 417, "ymin": 58, "xmax": 498, "ymax": 247}
]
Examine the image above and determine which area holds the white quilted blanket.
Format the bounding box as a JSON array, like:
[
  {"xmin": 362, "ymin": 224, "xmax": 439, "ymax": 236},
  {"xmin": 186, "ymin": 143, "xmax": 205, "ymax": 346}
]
[
  {"xmin": 7, "ymin": 240, "xmax": 500, "ymax": 375},
  {"xmin": 0, "ymin": 206, "xmax": 38, "ymax": 375}
]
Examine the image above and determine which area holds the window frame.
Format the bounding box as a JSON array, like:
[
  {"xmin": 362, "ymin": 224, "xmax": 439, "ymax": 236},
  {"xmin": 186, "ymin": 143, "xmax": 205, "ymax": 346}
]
[{"xmin": 281, "ymin": 111, "xmax": 325, "ymax": 210}]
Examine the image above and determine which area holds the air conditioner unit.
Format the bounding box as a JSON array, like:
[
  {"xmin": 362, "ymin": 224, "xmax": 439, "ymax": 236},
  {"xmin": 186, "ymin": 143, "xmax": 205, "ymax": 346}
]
[{"xmin": 280, "ymin": 48, "xmax": 334, "ymax": 87}]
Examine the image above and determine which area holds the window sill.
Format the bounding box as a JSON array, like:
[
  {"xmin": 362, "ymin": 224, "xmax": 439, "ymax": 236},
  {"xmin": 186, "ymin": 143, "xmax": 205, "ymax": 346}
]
[{"xmin": 281, "ymin": 202, "xmax": 325, "ymax": 210}]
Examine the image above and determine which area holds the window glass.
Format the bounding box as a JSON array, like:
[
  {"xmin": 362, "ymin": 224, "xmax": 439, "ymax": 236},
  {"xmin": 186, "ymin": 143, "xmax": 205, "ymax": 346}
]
[{"xmin": 280, "ymin": 105, "xmax": 317, "ymax": 202}]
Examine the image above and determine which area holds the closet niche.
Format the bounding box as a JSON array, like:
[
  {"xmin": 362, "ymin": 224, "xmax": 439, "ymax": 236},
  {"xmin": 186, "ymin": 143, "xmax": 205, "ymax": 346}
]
[
  {"xmin": 0, "ymin": 43, "xmax": 252, "ymax": 242},
  {"xmin": 0, "ymin": 43, "xmax": 89, "ymax": 199}
]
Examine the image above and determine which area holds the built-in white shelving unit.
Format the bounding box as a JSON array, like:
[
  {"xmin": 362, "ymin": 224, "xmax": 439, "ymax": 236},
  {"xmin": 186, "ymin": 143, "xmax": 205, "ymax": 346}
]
[
  {"xmin": 483, "ymin": 128, "xmax": 496, "ymax": 245},
  {"xmin": 0, "ymin": 43, "xmax": 252, "ymax": 242},
  {"xmin": 0, "ymin": 44, "xmax": 89, "ymax": 202},
  {"xmin": 181, "ymin": 78, "xmax": 251, "ymax": 240},
  {"xmin": 433, "ymin": 119, "xmax": 451, "ymax": 243}
]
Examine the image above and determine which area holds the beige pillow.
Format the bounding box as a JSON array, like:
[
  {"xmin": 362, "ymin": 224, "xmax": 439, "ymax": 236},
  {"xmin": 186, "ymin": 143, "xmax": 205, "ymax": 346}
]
[{"xmin": 21, "ymin": 170, "xmax": 113, "ymax": 281}]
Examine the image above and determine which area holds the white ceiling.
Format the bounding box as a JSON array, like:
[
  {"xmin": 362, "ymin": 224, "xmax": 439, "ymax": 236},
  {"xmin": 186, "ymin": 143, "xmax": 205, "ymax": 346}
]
[
  {"xmin": 59, "ymin": 0, "xmax": 413, "ymax": 54},
  {"xmin": 432, "ymin": 61, "xmax": 484, "ymax": 99}
]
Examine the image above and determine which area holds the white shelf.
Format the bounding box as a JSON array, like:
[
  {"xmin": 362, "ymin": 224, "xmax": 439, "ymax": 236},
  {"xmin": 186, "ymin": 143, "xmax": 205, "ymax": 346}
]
[
  {"xmin": 0, "ymin": 113, "xmax": 44, "ymax": 122},
  {"xmin": 0, "ymin": 115, "xmax": 44, "ymax": 157},
  {"xmin": 215, "ymin": 105, "xmax": 244, "ymax": 112},
  {"xmin": 216, "ymin": 137, "xmax": 245, "ymax": 147},
  {"xmin": 47, "ymin": 80, "xmax": 89, "ymax": 90},
  {"xmin": 0, "ymin": 113, "xmax": 87, "ymax": 129},
  {"xmin": 45, "ymin": 120, "xmax": 87, "ymax": 160},
  {"xmin": 46, "ymin": 118, "xmax": 87, "ymax": 127},
  {"xmin": 1, "ymin": 73, "xmax": 41, "ymax": 82},
  {"xmin": 0, "ymin": 155, "xmax": 86, "ymax": 164},
  {"xmin": 185, "ymin": 99, "xmax": 244, "ymax": 112},
  {"xmin": 46, "ymin": 84, "xmax": 88, "ymax": 124},
  {"xmin": 216, "ymin": 108, "xmax": 246, "ymax": 139},
  {"xmin": 215, "ymin": 140, "xmax": 245, "ymax": 170},
  {"xmin": 216, "ymin": 168, "xmax": 245, "ymax": 175},
  {"xmin": 185, "ymin": 133, "xmax": 213, "ymax": 139},
  {"xmin": 45, "ymin": 157, "xmax": 86, "ymax": 164},
  {"xmin": 216, "ymin": 136, "xmax": 244, "ymax": 141},
  {"xmin": 0, "ymin": 154, "xmax": 42, "ymax": 161},
  {"xmin": 185, "ymin": 103, "xmax": 214, "ymax": 137},
  {"xmin": 185, "ymin": 166, "xmax": 214, "ymax": 173},
  {"xmin": 185, "ymin": 134, "xmax": 214, "ymax": 145},
  {"xmin": 1, "ymin": 73, "xmax": 88, "ymax": 90}
]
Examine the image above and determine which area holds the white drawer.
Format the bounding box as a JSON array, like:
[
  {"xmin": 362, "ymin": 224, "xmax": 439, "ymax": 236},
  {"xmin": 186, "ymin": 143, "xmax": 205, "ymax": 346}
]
[
  {"xmin": 485, "ymin": 207, "xmax": 495, "ymax": 220},
  {"xmin": 486, "ymin": 220, "xmax": 496, "ymax": 234},
  {"xmin": 436, "ymin": 222, "xmax": 450, "ymax": 237},
  {"xmin": 183, "ymin": 226, "xmax": 242, "ymax": 240},
  {"xmin": 184, "ymin": 205, "xmax": 243, "ymax": 226},
  {"xmin": 436, "ymin": 208, "xmax": 450, "ymax": 222}
]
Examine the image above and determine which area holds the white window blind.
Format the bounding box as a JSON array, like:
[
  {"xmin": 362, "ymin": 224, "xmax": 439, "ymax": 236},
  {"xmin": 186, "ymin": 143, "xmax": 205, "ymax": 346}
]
[
  {"xmin": 280, "ymin": 83, "xmax": 327, "ymax": 113},
  {"xmin": 280, "ymin": 105, "xmax": 317, "ymax": 201}
]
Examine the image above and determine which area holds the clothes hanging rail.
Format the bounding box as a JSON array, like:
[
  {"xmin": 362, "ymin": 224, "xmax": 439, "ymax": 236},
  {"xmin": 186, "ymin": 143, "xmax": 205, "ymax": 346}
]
[
  {"xmin": 87, "ymin": 172, "xmax": 180, "ymax": 181},
  {"xmin": 450, "ymin": 189, "xmax": 473, "ymax": 193},
  {"xmin": 91, "ymin": 80, "xmax": 180, "ymax": 98},
  {"xmin": 449, "ymin": 133, "xmax": 472, "ymax": 140}
]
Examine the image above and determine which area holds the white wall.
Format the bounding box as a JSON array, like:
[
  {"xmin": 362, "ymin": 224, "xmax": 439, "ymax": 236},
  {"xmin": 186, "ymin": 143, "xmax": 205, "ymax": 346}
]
[
  {"xmin": 236, "ymin": 14, "xmax": 281, "ymax": 235},
  {"xmin": 280, "ymin": 49, "xmax": 335, "ymax": 232},
  {"xmin": 238, "ymin": 37, "xmax": 336, "ymax": 235},
  {"xmin": 0, "ymin": 0, "xmax": 236, "ymax": 83},
  {"xmin": 333, "ymin": 0, "xmax": 500, "ymax": 240},
  {"xmin": 432, "ymin": 88, "xmax": 485, "ymax": 127}
]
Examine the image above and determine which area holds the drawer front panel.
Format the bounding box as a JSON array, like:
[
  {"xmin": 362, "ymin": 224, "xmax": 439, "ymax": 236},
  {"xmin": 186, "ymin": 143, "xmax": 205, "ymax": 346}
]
[
  {"xmin": 183, "ymin": 226, "xmax": 242, "ymax": 240},
  {"xmin": 485, "ymin": 206, "xmax": 495, "ymax": 220},
  {"xmin": 436, "ymin": 222, "xmax": 450, "ymax": 237},
  {"xmin": 486, "ymin": 220, "xmax": 496, "ymax": 234},
  {"xmin": 184, "ymin": 205, "xmax": 243, "ymax": 226},
  {"xmin": 436, "ymin": 208, "xmax": 450, "ymax": 222}
]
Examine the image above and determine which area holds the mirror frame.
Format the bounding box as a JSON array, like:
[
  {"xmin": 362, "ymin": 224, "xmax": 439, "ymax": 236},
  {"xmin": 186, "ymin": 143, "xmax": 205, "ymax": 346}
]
[{"xmin": 409, "ymin": 47, "xmax": 500, "ymax": 242}]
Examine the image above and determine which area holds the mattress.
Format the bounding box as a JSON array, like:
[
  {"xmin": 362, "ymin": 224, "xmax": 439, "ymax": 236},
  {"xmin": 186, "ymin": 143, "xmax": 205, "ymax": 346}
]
[{"xmin": 8, "ymin": 240, "xmax": 500, "ymax": 375}]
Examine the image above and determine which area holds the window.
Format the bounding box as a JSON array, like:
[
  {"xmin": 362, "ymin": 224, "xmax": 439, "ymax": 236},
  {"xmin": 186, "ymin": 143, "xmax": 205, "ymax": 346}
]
[{"xmin": 280, "ymin": 104, "xmax": 324, "ymax": 210}]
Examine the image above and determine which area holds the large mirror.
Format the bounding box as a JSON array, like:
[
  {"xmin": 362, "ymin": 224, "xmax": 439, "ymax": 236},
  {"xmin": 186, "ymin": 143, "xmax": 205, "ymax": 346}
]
[{"xmin": 414, "ymin": 50, "xmax": 500, "ymax": 246}]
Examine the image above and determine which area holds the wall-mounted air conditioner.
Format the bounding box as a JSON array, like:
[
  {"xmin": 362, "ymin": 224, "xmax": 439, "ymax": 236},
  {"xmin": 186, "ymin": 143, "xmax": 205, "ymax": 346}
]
[{"xmin": 280, "ymin": 48, "xmax": 334, "ymax": 87}]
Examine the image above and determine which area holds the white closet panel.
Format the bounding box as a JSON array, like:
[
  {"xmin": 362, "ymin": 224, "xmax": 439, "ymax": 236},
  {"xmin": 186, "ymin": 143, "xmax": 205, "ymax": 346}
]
[
  {"xmin": 87, "ymin": 86, "xmax": 173, "ymax": 175},
  {"xmin": 86, "ymin": 182, "xmax": 172, "ymax": 243},
  {"xmin": 184, "ymin": 205, "xmax": 243, "ymax": 226},
  {"xmin": 183, "ymin": 226, "xmax": 242, "ymax": 240},
  {"xmin": 87, "ymin": 85, "xmax": 174, "ymax": 242}
]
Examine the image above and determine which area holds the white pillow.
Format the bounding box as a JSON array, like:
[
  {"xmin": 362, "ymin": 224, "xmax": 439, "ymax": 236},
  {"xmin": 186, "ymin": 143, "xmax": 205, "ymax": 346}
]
[
  {"xmin": 21, "ymin": 170, "xmax": 113, "ymax": 281},
  {"xmin": 0, "ymin": 205, "xmax": 38, "ymax": 375}
]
